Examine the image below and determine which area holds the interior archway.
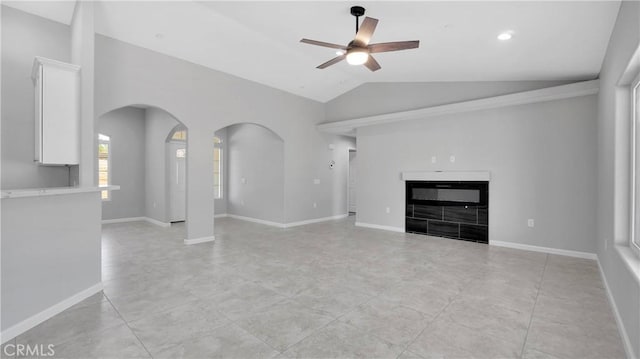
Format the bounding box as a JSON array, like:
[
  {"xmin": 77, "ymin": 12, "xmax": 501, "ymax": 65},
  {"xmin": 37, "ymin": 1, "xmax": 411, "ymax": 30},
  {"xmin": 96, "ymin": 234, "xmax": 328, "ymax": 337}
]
[
  {"xmin": 97, "ymin": 105, "xmax": 186, "ymax": 232},
  {"xmin": 213, "ymin": 122, "xmax": 285, "ymax": 225}
]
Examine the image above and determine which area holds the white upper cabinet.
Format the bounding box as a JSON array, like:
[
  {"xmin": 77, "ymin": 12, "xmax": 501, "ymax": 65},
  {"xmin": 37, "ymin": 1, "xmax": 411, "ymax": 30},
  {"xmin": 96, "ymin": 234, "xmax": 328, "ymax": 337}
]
[{"xmin": 32, "ymin": 57, "xmax": 80, "ymax": 165}]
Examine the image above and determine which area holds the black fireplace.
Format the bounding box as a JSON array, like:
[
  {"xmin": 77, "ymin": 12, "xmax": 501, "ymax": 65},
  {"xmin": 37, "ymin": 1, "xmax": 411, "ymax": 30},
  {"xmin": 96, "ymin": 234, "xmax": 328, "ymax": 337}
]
[{"xmin": 405, "ymin": 181, "xmax": 489, "ymax": 243}]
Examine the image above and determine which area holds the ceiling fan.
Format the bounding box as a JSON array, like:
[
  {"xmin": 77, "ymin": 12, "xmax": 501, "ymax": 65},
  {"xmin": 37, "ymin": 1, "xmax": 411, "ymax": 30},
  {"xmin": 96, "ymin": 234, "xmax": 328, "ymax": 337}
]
[{"xmin": 300, "ymin": 6, "xmax": 419, "ymax": 72}]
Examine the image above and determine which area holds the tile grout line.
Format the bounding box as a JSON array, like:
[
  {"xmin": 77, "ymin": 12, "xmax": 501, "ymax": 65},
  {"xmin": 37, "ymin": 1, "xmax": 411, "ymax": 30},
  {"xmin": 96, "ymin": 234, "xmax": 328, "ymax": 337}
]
[
  {"xmin": 206, "ymin": 294, "xmax": 327, "ymax": 355},
  {"xmin": 103, "ymin": 292, "xmax": 155, "ymax": 359},
  {"xmin": 222, "ymin": 318, "xmax": 283, "ymax": 355},
  {"xmin": 395, "ymin": 278, "xmax": 476, "ymax": 359},
  {"xmin": 394, "ymin": 297, "xmax": 456, "ymax": 359},
  {"xmin": 193, "ymin": 275, "xmax": 360, "ymax": 355},
  {"xmin": 275, "ymin": 290, "xmax": 387, "ymax": 356},
  {"xmin": 519, "ymin": 253, "xmax": 549, "ymax": 358}
]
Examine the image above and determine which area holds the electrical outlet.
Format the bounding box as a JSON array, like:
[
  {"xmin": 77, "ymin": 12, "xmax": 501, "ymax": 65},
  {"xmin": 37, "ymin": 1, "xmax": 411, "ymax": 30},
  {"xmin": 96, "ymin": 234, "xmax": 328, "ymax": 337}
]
[
  {"xmin": 527, "ymin": 219, "xmax": 534, "ymax": 227},
  {"xmin": 385, "ymin": 207, "xmax": 391, "ymax": 214},
  {"xmin": 241, "ymin": 177, "xmax": 247, "ymax": 184},
  {"xmin": 240, "ymin": 200, "xmax": 245, "ymax": 206},
  {"xmin": 313, "ymin": 202, "xmax": 317, "ymax": 208},
  {"xmin": 449, "ymin": 155, "xmax": 456, "ymax": 163},
  {"xmin": 431, "ymin": 156, "xmax": 437, "ymax": 164},
  {"xmin": 313, "ymin": 179, "xmax": 320, "ymax": 184}
]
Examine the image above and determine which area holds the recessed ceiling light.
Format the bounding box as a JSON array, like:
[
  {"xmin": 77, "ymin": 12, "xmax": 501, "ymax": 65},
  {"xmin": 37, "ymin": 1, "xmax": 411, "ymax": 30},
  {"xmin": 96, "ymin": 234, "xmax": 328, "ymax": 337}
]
[
  {"xmin": 336, "ymin": 50, "xmax": 345, "ymax": 56},
  {"xmin": 497, "ymin": 32, "xmax": 513, "ymax": 41}
]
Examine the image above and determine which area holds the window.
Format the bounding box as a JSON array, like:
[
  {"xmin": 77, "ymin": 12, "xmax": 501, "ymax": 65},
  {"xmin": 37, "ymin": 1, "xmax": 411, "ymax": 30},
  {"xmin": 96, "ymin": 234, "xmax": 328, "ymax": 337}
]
[
  {"xmin": 98, "ymin": 134, "xmax": 111, "ymax": 200},
  {"xmin": 632, "ymin": 75, "xmax": 640, "ymax": 256},
  {"xmin": 214, "ymin": 136, "xmax": 223, "ymax": 199},
  {"xmin": 172, "ymin": 130, "xmax": 187, "ymax": 141}
]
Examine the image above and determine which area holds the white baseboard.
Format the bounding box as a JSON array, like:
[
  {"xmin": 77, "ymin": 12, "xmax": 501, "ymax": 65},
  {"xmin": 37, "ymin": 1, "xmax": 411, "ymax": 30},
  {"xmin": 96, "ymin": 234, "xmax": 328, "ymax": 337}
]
[
  {"xmin": 214, "ymin": 214, "xmax": 228, "ymax": 218},
  {"xmin": 283, "ymin": 214, "xmax": 349, "ymax": 228},
  {"xmin": 355, "ymin": 222, "xmax": 405, "ymax": 233},
  {"xmin": 350, "ymin": 223, "xmax": 599, "ymax": 260},
  {"xmin": 144, "ymin": 217, "xmax": 171, "ymax": 228},
  {"xmin": 0, "ymin": 282, "xmax": 103, "ymax": 344},
  {"xmin": 101, "ymin": 217, "xmax": 145, "ymax": 225},
  {"xmin": 184, "ymin": 236, "xmax": 216, "ymax": 245},
  {"xmin": 226, "ymin": 214, "xmax": 284, "ymax": 228},
  {"xmin": 490, "ymin": 240, "xmax": 597, "ymax": 260},
  {"xmin": 101, "ymin": 216, "xmax": 171, "ymax": 228},
  {"xmin": 226, "ymin": 213, "xmax": 349, "ymax": 228},
  {"xmin": 598, "ymin": 259, "xmax": 638, "ymax": 359}
]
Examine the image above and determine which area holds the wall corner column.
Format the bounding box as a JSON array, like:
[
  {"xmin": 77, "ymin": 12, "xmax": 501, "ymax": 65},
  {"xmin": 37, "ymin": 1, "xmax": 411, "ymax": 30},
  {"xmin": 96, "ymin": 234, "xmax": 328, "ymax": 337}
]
[
  {"xmin": 185, "ymin": 130, "xmax": 216, "ymax": 244},
  {"xmin": 71, "ymin": 1, "xmax": 95, "ymax": 186}
]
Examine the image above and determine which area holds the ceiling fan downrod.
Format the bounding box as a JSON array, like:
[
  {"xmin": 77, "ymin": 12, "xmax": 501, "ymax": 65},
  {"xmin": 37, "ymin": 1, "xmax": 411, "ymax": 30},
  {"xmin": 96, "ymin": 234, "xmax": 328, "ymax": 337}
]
[{"xmin": 351, "ymin": 6, "xmax": 366, "ymax": 34}]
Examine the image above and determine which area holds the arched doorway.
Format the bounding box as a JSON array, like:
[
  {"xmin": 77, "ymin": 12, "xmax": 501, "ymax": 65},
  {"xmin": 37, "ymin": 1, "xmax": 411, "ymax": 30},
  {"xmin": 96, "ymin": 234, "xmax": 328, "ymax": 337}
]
[
  {"xmin": 97, "ymin": 105, "xmax": 186, "ymax": 228},
  {"xmin": 213, "ymin": 122, "xmax": 285, "ymax": 224},
  {"xmin": 166, "ymin": 126, "xmax": 225, "ymax": 222}
]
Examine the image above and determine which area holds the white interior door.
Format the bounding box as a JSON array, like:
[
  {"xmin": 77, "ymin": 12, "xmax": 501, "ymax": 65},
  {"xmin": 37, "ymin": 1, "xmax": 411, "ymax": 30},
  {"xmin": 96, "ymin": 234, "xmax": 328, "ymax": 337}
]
[
  {"xmin": 349, "ymin": 151, "xmax": 357, "ymax": 213},
  {"xmin": 168, "ymin": 142, "xmax": 186, "ymax": 222}
]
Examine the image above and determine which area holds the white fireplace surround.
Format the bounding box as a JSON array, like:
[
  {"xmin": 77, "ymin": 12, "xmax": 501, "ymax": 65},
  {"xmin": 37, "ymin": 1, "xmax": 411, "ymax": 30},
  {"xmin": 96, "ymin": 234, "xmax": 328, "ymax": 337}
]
[{"xmin": 401, "ymin": 171, "xmax": 491, "ymax": 182}]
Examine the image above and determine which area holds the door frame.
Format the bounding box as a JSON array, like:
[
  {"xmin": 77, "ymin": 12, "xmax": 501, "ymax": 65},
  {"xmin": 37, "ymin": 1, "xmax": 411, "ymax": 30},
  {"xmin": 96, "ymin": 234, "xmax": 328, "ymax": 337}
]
[
  {"xmin": 347, "ymin": 148, "xmax": 357, "ymax": 214},
  {"xmin": 167, "ymin": 140, "xmax": 187, "ymax": 222}
]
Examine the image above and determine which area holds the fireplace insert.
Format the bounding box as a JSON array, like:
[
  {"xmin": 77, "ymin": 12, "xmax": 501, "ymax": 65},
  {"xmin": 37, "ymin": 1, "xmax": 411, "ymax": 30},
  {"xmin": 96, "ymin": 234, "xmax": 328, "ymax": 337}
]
[
  {"xmin": 406, "ymin": 181, "xmax": 488, "ymax": 207},
  {"xmin": 406, "ymin": 181, "xmax": 489, "ymax": 243}
]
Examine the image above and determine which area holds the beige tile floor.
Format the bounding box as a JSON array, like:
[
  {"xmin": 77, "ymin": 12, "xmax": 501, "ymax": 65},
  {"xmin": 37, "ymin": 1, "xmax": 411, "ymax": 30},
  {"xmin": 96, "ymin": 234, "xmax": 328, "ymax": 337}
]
[{"xmin": 7, "ymin": 216, "xmax": 625, "ymax": 358}]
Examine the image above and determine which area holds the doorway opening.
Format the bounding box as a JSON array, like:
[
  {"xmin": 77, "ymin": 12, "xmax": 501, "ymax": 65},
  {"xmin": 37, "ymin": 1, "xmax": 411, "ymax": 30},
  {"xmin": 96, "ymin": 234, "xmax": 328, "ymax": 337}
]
[
  {"xmin": 167, "ymin": 126, "xmax": 187, "ymax": 223},
  {"xmin": 348, "ymin": 149, "xmax": 357, "ymax": 215},
  {"xmin": 97, "ymin": 105, "xmax": 185, "ymax": 229}
]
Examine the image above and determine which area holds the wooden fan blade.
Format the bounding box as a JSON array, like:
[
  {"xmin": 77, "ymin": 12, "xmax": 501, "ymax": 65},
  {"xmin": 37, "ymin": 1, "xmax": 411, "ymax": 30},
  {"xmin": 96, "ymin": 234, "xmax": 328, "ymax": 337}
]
[
  {"xmin": 300, "ymin": 38, "xmax": 347, "ymax": 50},
  {"xmin": 368, "ymin": 41, "xmax": 420, "ymax": 53},
  {"xmin": 317, "ymin": 55, "xmax": 346, "ymax": 69},
  {"xmin": 364, "ymin": 55, "xmax": 381, "ymax": 72},
  {"xmin": 353, "ymin": 17, "xmax": 378, "ymax": 46}
]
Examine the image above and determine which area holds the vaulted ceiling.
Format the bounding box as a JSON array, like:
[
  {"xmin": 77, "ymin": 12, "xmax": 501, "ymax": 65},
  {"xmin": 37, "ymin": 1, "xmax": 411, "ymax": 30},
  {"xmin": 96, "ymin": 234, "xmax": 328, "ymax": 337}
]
[{"xmin": 4, "ymin": 1, "xmax": 621, "ymax": 102}]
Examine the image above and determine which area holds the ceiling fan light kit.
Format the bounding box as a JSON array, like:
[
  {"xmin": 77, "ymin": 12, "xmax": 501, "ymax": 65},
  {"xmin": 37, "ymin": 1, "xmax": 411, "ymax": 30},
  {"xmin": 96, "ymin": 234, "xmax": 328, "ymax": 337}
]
[
  {"xmin": 300, "ymin": 6, "xmax": 420, "ymax": 72},
  {"xmin": 346, "ymin": 48, "xmax": 369, "ymax": 65}
]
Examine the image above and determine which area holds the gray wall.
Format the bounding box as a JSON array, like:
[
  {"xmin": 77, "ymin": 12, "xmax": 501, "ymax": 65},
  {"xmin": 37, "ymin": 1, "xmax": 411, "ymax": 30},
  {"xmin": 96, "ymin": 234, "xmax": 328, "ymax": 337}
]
[
  {"xmin": 98, "ymin": 106, "xmax": 187, "ymax": 223},
  {"xmin": 95, "ymin": 34, "xmax": 350, "ymax": 238},
  {"xmin": 99, "ymin": 106, "xmax": 224, "ymax": 222},
  {"xmin": 325, "ymin": 81, "xmax": 576, "ymax": 123},
  {"xmin": 319, "ymin": 133, "xmax": 356, "ymax": 218},
  {"xmin": 223, "ymin": 124, "xmax": 354, "ymax": 223},
  {"xmin": 71, "ymin": 0, "xmax": 95, "ymax": 188},
  {"xmin": 98, "ymin": 107, "xmax": 146, "ymax": 220},
  {"xmin": 227, "ymin": 123, "xmax": 285, "ymax": 223},
  {"xmin": 597, "ymin": 1, "xmax": 640, "ymax": 357},
  {"xmin": 1, "ymin": 6, "xmax": 71, "ymax": 189},
  {"xmin": 1, "ymin": 192, "xmax": 102, "ymax": 332},
  {"xmin": 144, "ymin": 107, "xmax": 180, "ymax": 223},
  {"xmin": 354, "ymin": 94, "xmax": 598, "ymax": 254}
]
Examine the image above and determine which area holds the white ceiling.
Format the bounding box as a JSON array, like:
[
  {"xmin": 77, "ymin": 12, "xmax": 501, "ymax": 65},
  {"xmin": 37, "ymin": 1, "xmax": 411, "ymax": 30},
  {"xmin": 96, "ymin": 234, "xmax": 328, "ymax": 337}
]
[{"xmin": 4, "ymin": 1, "xmax": 621, "ymax": 102}]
